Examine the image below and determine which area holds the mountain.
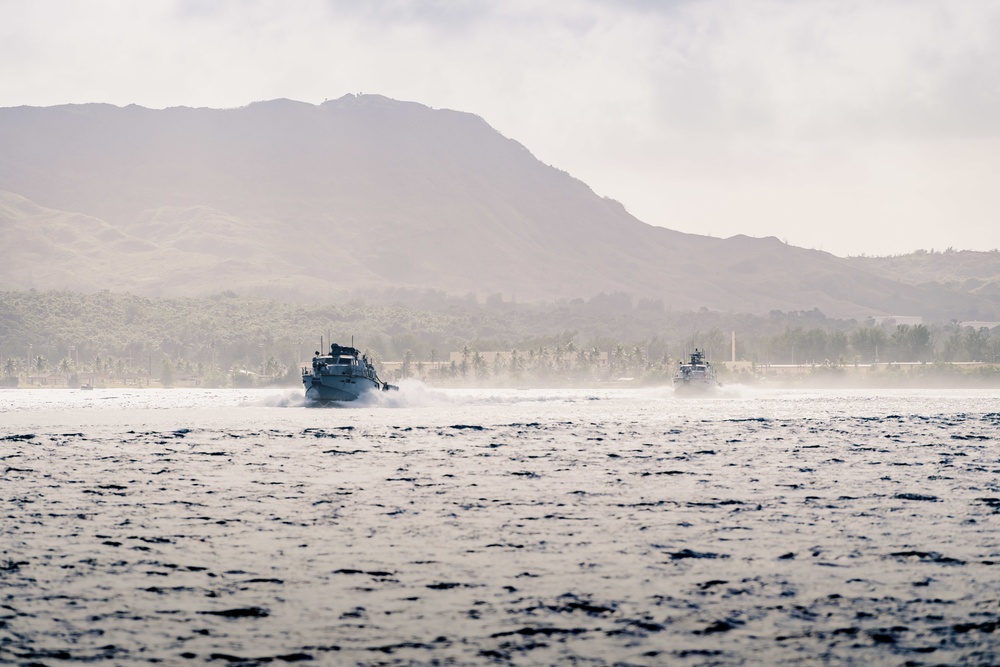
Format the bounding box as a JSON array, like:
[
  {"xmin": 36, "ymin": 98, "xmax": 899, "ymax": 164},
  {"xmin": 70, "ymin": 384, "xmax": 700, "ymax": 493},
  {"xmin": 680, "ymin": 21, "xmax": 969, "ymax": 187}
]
[
  {"xmin": 1, "ymin": 95, "xmax": 996, "ymax": 320},
  {"xmin": 847, "ymin": 250, "xmax": 1000, "ymax": 301}
]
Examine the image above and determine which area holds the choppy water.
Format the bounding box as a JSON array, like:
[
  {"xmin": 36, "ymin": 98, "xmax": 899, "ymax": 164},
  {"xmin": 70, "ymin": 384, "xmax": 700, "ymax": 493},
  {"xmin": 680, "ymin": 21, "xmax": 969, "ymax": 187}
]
[{"xmin": 2, "ymin": 384, "xmax": 999, "ymax": 666}]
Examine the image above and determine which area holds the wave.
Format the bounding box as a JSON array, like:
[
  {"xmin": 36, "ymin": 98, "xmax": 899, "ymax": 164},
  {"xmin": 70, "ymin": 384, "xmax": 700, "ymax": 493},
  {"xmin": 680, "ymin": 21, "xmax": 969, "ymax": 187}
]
[{"xmin": 353, "ymin": 379, "xmax": 455, "ymax": 408}]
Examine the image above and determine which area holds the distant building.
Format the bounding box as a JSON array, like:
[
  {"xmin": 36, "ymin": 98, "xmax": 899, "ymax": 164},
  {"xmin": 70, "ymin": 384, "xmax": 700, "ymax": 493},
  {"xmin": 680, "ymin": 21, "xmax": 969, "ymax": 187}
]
[
  {"xmin": 26, "ymin": 373, "xmax": 59, "ymax": 386},
  {"xmin": 872, "ymin": 315, "xmax": 923, "ymax": 326},
  {"xmin": 76, "ymin": 371, "xmax": 102, "ymax": 385}
]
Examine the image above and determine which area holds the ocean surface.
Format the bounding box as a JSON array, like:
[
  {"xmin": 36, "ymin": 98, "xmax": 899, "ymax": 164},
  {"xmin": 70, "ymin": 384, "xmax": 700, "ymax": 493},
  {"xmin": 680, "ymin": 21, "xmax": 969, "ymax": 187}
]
[{"xmin": 2, "ymin": 384, "xmax": 999, "ymax": 666}]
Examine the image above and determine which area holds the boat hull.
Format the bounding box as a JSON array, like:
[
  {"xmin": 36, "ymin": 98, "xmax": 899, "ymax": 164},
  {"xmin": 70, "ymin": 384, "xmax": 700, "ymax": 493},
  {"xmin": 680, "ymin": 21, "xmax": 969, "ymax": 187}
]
[
  {"xmin": 672, "ymin": 378, "xmax": 719, "ymax": 394},
  {"xmin": 303, "ymin": 374, "xmax": 382, "ymax": 402}
]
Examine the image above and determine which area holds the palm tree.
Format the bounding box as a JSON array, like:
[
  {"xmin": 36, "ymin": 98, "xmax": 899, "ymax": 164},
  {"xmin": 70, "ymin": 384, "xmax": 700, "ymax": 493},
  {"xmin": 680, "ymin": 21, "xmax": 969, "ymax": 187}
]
[
  {"xmin": 631, "ymin": 345, "xmax": 646, "ymax": 376},
  {"xmin": 160, "ymin": 358, "xmax": 175, "ymax": 388},
  {"xmin": 459, "ymin": 345, "xmax": 471, "ymax": 378},
  {"xmin": 472, "ymin": 351, "xmax": 488, "ymax": 379},
  {"xmin": 611, "ymin": 345, "xmax": 626, "ymax": 376},
  {"xmin": 493, "ymin": 352, "xmax": 505, "ymax": 379},
  {"xmin": 509, "ymin": 350, "xmax": 523, "ymax": 380}
]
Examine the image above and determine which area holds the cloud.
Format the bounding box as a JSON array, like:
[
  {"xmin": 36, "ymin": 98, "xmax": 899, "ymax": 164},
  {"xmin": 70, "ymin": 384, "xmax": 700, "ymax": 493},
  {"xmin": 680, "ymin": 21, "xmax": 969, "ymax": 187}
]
[
  {"xmin": 7, "ymin": 0, "xmax": 996, "ymax": 141},
  {"xmin": 1, "ymin": 0, "xmax": 998, "ymax": 254}
]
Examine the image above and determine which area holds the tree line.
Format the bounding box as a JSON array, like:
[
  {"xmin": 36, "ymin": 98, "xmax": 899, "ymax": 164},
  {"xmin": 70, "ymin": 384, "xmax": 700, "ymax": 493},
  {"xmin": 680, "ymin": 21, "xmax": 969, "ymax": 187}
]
[{"xmin": 1, "ymin": 289, "xmax": 998, "ymax": 387}]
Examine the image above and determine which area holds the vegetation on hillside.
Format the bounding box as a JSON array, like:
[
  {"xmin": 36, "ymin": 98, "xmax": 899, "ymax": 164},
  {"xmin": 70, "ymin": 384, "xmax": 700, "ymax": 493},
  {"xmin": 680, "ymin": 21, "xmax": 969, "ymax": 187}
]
[
  {"xmin": 5, "ymin": 101, "xmax": 999, "ymax": 320},
  {"xmin": 2, "ymin": 289, "xmax": 999, "ymax": 388},
  {"xmin": 848, "ymin": 248, "xmax": 1000, "ymax": 295}
]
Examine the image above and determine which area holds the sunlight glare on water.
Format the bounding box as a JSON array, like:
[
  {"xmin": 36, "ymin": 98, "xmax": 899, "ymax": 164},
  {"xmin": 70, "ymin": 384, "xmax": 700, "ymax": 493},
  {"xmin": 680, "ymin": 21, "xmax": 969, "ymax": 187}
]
[{"xmin": 2, "ymin": 384, "xmax": 999, "ymax": 665}]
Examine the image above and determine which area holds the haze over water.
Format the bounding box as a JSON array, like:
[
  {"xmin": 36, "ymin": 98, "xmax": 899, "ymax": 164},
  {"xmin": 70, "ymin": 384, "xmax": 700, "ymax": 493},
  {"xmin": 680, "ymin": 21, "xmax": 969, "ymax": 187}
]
[{"xmin": 3, "ymin": 385, "xmax": 999, "ymax": 665}]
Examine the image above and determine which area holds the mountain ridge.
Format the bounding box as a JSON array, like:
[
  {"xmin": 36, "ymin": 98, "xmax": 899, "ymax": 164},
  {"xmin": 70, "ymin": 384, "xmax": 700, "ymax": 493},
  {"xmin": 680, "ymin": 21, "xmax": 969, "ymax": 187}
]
[{"xmin": 1, "ymin": 95, "xmax": 997, "ymax": 320}]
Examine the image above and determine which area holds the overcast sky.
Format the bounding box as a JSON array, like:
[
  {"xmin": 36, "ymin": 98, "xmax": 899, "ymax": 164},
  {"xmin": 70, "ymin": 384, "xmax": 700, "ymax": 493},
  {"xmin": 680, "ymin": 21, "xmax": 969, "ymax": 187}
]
[{"xmin": 3, "ymin": 0, "xmax": 998, "ymax": 257}]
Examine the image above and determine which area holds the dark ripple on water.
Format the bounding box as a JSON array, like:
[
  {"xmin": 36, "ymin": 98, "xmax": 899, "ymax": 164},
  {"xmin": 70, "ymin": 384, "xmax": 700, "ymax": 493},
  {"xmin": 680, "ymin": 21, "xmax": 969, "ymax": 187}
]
[{"xmin": 3, "ymin": 411, "xmax": 1000, "ymax": 665}]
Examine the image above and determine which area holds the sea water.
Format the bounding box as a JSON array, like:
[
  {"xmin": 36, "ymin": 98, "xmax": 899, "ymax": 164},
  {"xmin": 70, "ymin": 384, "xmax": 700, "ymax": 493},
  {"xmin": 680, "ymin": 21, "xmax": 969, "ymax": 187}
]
[{"xmin": 2, "ymin": 384, "xmax": 999, "ymax": 666}]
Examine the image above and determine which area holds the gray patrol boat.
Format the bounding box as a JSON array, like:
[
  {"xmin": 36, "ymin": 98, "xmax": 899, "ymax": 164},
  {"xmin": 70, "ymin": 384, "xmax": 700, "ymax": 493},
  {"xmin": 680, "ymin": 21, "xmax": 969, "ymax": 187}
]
[
  {"xmin": 303, "ymin": 342, "xmax": 398, "ymax": 402},
  {"xmin": 672, "ymin": 349, "xmax": 721, "ymax": 393}
]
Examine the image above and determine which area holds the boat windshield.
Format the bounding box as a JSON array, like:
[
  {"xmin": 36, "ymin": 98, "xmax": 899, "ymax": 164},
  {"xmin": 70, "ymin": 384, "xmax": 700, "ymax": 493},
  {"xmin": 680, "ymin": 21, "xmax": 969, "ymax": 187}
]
[{"xmin": 337, "ymin": 356, "xmax": 353, "ymax": 365}]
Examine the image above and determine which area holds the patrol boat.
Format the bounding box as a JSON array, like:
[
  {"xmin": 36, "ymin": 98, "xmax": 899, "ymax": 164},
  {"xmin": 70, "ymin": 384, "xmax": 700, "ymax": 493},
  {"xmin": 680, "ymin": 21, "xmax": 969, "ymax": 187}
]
[
  {"xmin": 303, "ymin": 342, "xmax": 398, "ymax": 402},
  {"xmin": 672, "ymin": 349, "xmax": 721, "ymax": 393}
]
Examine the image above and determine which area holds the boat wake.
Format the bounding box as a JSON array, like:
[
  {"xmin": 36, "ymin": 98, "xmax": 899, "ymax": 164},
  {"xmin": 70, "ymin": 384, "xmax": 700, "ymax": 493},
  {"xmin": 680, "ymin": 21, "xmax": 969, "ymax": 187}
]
[
  {"xmin": 264, "ymin": 382, "xmax": 767, "ymax": 409},
  {"xmin": 352, "ymin": 379, "xmax": 454, "ymax": 407},
  {"xmin": 270, "ymin": 383, "xmax": 618, "ymax": 409},
  {"xmin": 248, "ymin": 389, "xmax": 312, "ymax": 408},
  {"xmin": 279, "ymin": 379, "xmax": 456, "ymax": 408}
]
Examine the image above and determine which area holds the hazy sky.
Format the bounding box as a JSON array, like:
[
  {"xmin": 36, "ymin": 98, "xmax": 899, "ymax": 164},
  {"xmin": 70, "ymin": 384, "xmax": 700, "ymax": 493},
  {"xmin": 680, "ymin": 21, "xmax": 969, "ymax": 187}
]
[{"xmin": 3, "ymin": 0, "xmax": 998, "ymax": 257}]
